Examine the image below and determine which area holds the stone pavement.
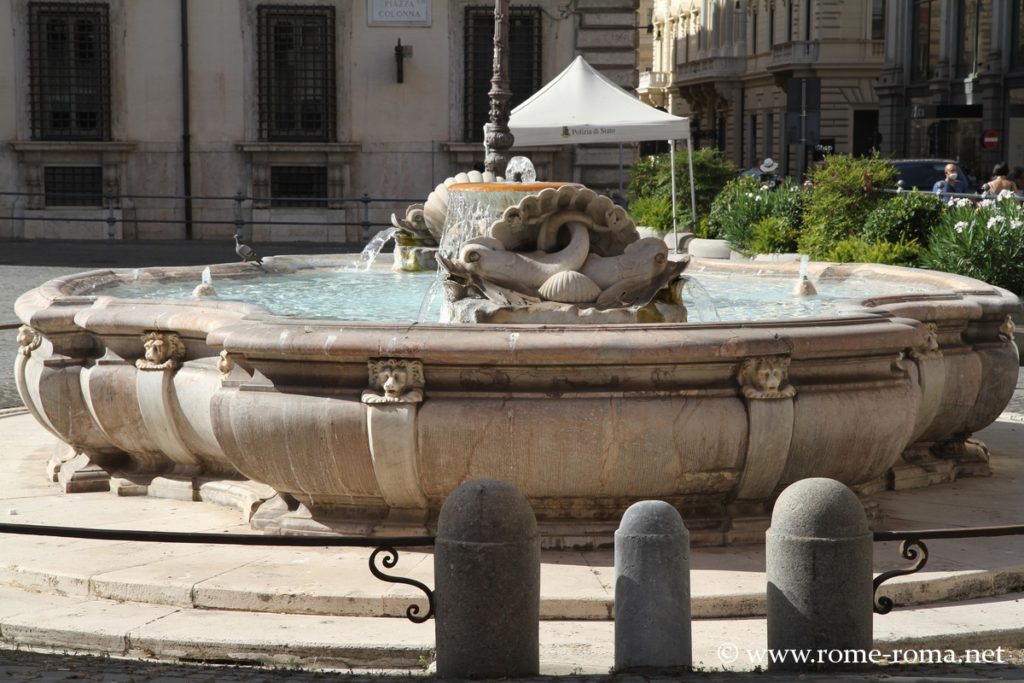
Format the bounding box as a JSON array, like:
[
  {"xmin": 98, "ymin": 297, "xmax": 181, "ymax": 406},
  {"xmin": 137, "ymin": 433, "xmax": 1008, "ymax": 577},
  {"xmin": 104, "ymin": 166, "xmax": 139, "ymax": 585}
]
[{"xmin": 0, "ymin": 407, "xmax": 1022, "ymax": 677}]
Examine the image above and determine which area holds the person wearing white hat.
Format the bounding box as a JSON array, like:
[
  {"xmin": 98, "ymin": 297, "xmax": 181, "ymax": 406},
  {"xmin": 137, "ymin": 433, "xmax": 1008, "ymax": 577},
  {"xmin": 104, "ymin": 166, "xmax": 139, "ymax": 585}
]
[{"xmin": 758, "ymin": 157, "xmax": 780, "ymax": 187}]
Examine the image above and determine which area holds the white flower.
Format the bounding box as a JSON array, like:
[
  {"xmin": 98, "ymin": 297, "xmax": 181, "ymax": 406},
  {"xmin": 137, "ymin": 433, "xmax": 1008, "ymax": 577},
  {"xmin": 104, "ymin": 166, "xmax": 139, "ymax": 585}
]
[
  {"xmin": 745, "ymin": 192, "xmax": 754, "ymax": 199},
  {"xmin": 754, "ymin": 195, "xmax": 763, "ymax": 202},
  {"xmin": 980, "ymin": 199, "xmax": 995, "ymax": 209},
  {"xmin": 954, "ymin": 198, "xmax": 974, "ymax": 209},
  {"xmin": 987, "ymin": 215, "xmax": 1006, "ymax": 229},
  {"xmin": 998, "ymin": 189, "xmax": 1017, "ymax": 201},
  {"xmin": 954, "ymin": 221, "xmax": 967, "ymax": 233},
  {"xmin": 760, "ymin": 184, "xmax": 770, "ymax": 192},
  {"xmin": 1012, "ymin": 219, "xmax": 1023, "ymax": 230}
]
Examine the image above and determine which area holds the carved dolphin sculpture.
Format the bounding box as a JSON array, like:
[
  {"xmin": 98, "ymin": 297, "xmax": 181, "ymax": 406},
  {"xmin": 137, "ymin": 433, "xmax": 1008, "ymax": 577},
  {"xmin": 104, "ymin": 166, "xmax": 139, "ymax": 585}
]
[
  {"xmin": 534, "ymin": 211, "xmax": 595, "ymax": 252},
  {"xmin": 594, "ymin": 256, "xmax": 691, "ymax": 310},
  {"xmin": 580, "ymin": 237, "xmax": 669, "ymax": 290},
  {"xmin": 438, "ymin": 252, "xmax": 543, "ymax": 301},
  {"xmin": 390, "ymin": 204, "xmax": 435, "ymax": 243},
  {"xmin": 458, "ymin": 221, "xmax": 591, "ymax": 290}
]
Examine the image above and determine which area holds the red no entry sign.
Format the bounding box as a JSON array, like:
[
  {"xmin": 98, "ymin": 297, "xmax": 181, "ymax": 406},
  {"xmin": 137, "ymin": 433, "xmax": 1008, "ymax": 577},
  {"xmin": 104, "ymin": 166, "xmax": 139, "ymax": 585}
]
[{"xmin": 982, "ymin": 129, "xmax": 1000, "ymax": 150}]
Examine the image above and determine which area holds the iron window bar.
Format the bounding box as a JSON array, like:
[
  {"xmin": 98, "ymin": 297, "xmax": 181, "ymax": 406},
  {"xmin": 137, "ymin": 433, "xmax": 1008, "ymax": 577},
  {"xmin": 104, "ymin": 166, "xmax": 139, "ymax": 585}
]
[
  {"xmin": 463, "ymin": 5, "xmax": 542, "ymax": 142},
  {"xmin": 257, "ymin": 5, "xmax": 336, "ymax": 142},
  {"xmin": 28, "ymin": 2, "xmax": 111, "ymax": 141}
]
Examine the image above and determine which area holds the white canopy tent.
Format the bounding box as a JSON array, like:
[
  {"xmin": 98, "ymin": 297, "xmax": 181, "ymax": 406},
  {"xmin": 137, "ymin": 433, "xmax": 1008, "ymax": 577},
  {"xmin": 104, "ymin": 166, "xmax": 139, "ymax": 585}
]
[{"xmin": 508, "ymin": 55, "xmax": 696, "ymax": 247}]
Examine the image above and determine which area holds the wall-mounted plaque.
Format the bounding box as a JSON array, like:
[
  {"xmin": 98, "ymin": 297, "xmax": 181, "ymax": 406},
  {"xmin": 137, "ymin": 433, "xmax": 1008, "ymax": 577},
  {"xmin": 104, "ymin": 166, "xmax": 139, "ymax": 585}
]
[{"xmin": 368, "ymin": 0, "xmax": 431, "ymax": 26}]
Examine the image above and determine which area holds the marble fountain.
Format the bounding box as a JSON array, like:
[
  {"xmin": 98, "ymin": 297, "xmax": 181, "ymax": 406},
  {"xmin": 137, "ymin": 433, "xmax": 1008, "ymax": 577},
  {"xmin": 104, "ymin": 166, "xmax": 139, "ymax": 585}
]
[{"xmin": 13, "ymin": 174, "xmax": 1021, "ymax": 546}]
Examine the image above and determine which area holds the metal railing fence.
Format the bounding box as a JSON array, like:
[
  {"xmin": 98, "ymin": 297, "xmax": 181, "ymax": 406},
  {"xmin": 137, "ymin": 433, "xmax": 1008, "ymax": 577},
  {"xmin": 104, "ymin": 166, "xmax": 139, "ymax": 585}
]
[
  {"xmin": 0, "ymin": 521, "xmax": 436, "ymax": 623},
  {"xmin": 0, "ymin": 189, "xmax": 422, "ymax": 241}
]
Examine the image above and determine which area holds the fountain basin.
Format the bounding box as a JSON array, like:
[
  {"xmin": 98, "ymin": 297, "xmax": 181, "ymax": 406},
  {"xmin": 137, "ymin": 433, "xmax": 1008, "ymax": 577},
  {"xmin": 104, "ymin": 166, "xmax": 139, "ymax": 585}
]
[{"xmin": 13, "ymin": 256, "xmax": 1020, "ymax": 546}]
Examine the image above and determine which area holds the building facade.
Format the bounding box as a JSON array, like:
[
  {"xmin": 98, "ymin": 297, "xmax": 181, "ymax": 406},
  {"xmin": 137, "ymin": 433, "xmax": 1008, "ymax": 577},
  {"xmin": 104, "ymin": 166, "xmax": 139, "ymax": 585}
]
[
  {"xmin": 878, "ymin": 0, "xmax": 1024, "ymax": 180},
  {"xmin": 0, "ymin": 0, "xmax": 639, "ymax": 241},
  {"xmin": 639, "ymin": 0, "xmax": 887, "ymax": 178}
]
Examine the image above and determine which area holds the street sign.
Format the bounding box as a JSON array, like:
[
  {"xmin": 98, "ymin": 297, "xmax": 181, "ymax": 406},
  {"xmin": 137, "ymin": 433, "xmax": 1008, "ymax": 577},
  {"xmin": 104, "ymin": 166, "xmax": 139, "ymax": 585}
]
[{"xmin": 982, "ymin": 129, "xmax": 1000, "ymax": 150}]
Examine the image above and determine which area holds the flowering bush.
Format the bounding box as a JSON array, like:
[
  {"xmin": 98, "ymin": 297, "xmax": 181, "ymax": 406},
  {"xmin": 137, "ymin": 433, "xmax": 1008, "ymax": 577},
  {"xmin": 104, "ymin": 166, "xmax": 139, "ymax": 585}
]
[
  {"xmin": 705, "ymin": 176, "xmax": 803, "ymax": 253},
  {"xmin": 921, "ymin": 190, "xmax": 1024, "ymax": 295}
]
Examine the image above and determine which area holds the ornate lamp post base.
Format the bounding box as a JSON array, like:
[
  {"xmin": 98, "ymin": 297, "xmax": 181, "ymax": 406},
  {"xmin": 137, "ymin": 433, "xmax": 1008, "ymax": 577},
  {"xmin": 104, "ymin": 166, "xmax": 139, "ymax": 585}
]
[{"xmin": 483, "ymin": 0, "xmax": 513, "ymax": 176}]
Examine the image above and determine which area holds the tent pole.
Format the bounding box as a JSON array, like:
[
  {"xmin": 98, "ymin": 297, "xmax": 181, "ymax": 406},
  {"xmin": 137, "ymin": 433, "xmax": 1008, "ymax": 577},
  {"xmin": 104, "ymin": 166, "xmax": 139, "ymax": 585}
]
[
  {"xmin": 618, "ymin": 144, "xmax": 623, "ymax": 197},
  {"xmin": 669, "ymin": 139, "xmax": 678, "ymax": 253},
  {"xmin": 687, "ymin": 135, "xmax": 697, "ymax": 228}
]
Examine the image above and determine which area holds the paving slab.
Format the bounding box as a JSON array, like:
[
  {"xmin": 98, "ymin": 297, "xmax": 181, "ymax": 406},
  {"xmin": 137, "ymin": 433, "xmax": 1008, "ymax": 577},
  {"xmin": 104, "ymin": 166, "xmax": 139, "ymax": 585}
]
[
  {"xmin": 0, "ymin": 396, "xmax": 1023, "ymax": 673},
  {"xmin": 1, "ymin": 412, "xmax": 1024, "ymax": 620},
  {"xmin": 0, "ymin": 581, "xmax": 1020, "ymax": 674}
]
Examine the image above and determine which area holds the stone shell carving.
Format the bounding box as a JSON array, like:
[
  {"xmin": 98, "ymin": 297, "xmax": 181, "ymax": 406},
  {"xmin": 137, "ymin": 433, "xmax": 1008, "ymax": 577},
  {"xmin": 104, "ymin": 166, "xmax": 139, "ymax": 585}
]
[
  {"xmin": 420, "ymin": 170, "xmax": 504, "ymax": 241},
  {"xmin": 361, "ymin": 358, "xmax": 425, "ymax": 405},
  {"xmin": 737, "ymin": 356, "xmax": 796, "ymax": 400},
  {"xmin": 17, "ymin": 325, "xmax": 41, "ymax": 357},
  {"xmin": 538, "ymin": 269, "xmax": 603, "ymax": 304},
  {"xmin": 489, "ymin": 185, "xmax": 637, "ymax": 256},
  {"xmin": 136, "ymin": 332, "xmax": 186, "ymax": 371}
]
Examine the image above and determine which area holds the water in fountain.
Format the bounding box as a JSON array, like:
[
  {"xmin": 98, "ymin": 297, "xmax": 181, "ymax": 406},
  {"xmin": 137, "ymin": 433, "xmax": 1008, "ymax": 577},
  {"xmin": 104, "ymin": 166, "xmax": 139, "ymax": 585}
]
[
  {"xmin": 346, "ymin": 227, "xmax": 400, "ymax": 271},
  {"xmin": 97, "ymin": 263, "xmax": 939, "ymax": 323},
  {"xmin": 680, "ymin": 277, "xmax": 721, "ymax": 322},
  {"xmin": 793, "ymin": 254, "xmax": 818, "ymax": 297},
  {"xmin": 192, "ymin": 266, "xmax": 217, "ymax": 298},
  {"xmin": 506, "ymin": 156, "xmax": 537, "ymax": 183}
]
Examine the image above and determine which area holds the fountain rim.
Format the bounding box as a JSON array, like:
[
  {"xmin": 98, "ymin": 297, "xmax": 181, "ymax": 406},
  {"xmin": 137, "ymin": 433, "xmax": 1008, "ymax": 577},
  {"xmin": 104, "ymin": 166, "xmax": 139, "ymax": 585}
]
[
  {"xmin": 14, "ymin": 254, "xmax": 1018, "ymax": 339},
  {"xmin": 445, "ymin": 181, "xmax": 579, "ymax": 192}
]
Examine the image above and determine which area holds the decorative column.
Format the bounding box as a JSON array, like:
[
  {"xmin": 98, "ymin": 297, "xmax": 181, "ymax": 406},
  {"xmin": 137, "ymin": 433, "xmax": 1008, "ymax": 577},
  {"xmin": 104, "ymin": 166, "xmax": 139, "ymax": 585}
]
[{"xmin": 483, "ymin": 0, "xmax": 514, "ymax": 176}]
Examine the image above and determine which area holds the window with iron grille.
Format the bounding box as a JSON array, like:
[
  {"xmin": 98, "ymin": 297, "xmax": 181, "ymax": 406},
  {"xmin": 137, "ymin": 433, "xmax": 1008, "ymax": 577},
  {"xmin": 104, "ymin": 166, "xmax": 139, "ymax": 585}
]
[
  {"xmin": 28, "ymin": 3, "xmax": 111, "ymax": 140},
  {"xmin": 44, "ymin": 166, "xmax": 103, "ymax": 206},
  {"xmin": 464, "ymin": 6, "xmax": 541, "ymax": 142},
  {"xmin": 257, "ymin": 5, "xmax": 336, "ymax": 142},
  {"xmin": 270, "ymin": 166, "xmax": 328, "ymax": 207}
]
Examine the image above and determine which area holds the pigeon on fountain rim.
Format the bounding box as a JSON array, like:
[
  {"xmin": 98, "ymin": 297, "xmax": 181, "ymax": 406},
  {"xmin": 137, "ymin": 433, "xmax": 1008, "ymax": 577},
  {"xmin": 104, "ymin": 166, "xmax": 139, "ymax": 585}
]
[{"xmin": 234, "ymin": 234, "xmax": 263, "ymax": 266}]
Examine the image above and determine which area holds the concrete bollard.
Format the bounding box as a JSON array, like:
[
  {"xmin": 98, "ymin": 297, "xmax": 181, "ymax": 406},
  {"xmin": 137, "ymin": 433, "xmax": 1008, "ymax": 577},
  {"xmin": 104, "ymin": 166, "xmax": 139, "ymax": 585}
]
[
  {"xmin": 614, "ymin": 500, "xmax": 691, "ymax": 671},
  {"xmin": 766, "ymin": 478, "xmax": 873, "ymax": 670},
  {"xmin": 434, "ymin": 479, "xmax": 539, "ymax": 679}
]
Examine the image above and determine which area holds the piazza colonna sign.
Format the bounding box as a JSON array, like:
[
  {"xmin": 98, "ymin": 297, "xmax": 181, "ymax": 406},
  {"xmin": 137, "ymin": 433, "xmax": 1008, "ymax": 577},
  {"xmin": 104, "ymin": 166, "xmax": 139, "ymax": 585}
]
[{"xmin": 368, "ymin": 0, "xmax": 430, "ymax": 26}]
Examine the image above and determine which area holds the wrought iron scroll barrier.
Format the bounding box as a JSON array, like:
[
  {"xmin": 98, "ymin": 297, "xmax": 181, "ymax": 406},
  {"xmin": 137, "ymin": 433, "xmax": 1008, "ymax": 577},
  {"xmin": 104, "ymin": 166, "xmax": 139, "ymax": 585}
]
[
  {"xmin": 0, "ymin": 522, "xmax": 435, "ymax": 623},
  {"xmin": 871, "ymin": 524, "xmax": 1024, "ymax": 615}
]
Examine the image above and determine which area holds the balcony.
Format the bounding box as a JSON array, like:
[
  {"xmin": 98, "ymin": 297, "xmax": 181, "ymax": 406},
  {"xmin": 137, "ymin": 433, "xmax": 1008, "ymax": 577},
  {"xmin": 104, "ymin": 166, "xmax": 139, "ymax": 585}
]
[
  {"xmin": 638, "ymin": 70, "xmax": 671, "ymax": 91},
  {"xmin": 768, "ymin": 41, "xmax": 819, "ymax": 72},
  {"xmin": 673, "ymin": 55, "xmax": 745, "ymax": 85}
]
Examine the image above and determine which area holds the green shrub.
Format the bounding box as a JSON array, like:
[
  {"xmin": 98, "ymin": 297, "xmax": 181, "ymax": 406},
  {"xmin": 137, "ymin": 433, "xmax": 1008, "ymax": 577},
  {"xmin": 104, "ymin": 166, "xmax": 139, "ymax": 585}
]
[
  {"xmin": 798, "ymin": 154, "xmax": 897, "ymax": 258},
  {"xmin": 921, "ymin": 194, "xmax": 1024, "ymax": 295},
  {"xmin": 863, "ymin": 190, "xmax": 944, "ymax": 245},
  {"xmin": 825, "ymin": 236, "xmax": 922, "ymax": 266},
  {"xmin": 627, "ymin": 196, "xmax": 674, "ymax": 232},
  {"xmin": 707, "ymin": 176, "xmax": 802, "ymax": 252},
  {"xmin": 627, "ymin": 148, "xmax": 738, "ymax": 233},
  {"xmin": 749, "ymin": 216, "xmax": 800, "ymax": 255}
]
